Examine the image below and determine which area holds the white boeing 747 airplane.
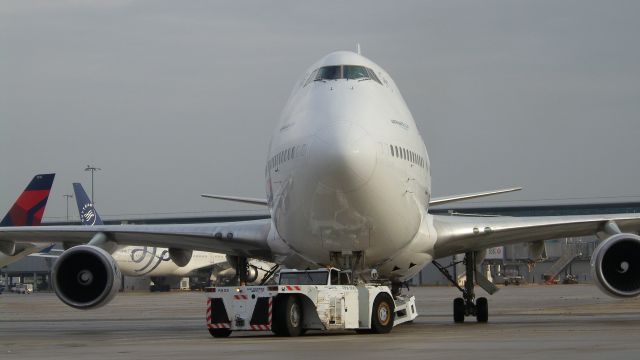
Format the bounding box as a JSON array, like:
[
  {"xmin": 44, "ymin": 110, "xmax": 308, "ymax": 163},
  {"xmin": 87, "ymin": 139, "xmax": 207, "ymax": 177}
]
[{"xmin": 2, "ymin": 51, "xmax": 640, "ymax": 328}]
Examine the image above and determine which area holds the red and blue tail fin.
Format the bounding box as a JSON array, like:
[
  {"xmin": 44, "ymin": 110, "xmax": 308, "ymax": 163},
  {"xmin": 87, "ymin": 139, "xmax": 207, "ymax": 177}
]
[{"xmin": 1, "ymin": 173, "xmax": 55, "ymax": 226}]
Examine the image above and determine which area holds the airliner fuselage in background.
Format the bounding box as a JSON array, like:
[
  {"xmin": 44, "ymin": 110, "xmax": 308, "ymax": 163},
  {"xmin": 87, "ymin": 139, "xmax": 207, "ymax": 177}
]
[
  {"xmin": 2, "ymin": 51, "xmax": 640, "ymax": 320},
  {"xmin": 265, "ymin": 51, "xmax": 432, "ymax": 281}
]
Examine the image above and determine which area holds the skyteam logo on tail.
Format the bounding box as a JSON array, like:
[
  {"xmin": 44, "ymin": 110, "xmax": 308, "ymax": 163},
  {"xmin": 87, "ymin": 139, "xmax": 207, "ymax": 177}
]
[{"xmin": 80, "ymin": 203, "xmax": 97, "ymax": 226}]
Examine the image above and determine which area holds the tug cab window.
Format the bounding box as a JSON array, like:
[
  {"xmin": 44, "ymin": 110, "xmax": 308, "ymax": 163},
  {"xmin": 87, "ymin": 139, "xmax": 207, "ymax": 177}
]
[
  {"xmin": 330, "ymin": 269, "xmax": 339, "ymax": 285},
  {"xmin": 279, "ymin": 270, "xmax": 329, "ymax": 285},
  {"xmin": 339, "ymin": 271, "xmax": 351, "ymax": 285}
]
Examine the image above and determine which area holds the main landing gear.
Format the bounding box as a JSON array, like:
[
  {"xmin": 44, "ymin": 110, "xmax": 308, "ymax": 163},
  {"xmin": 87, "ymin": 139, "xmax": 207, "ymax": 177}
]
[{"xmin": 432, "ymin": 252, "xmax": 488, "ymax": 323}]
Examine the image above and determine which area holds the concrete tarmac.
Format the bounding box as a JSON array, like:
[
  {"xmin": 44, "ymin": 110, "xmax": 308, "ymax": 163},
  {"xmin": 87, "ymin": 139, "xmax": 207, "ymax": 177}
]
[{"xmin": 1, "ymin": 285, "xmax": 640, "ymax": 360}]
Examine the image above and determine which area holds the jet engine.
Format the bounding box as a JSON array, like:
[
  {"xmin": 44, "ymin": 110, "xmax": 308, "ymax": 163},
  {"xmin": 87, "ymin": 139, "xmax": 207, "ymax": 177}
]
[
  {"xmin": 52, "ymin": 245, "xmax": 122, "ymax": 309},
  {"xmin": 222, "ymin": 255, "xmax": 273, "ymax": 284},
  {"xmin": 169, "ymin": 248, "xmax": 193, "ymax": 267},
  {"xmin": 591, "ymin": 233, "xmax": 640, "ymax": 298},
  {"xmin": 219, "ymin": 264, "xmax": 261, "ymax": 283}
]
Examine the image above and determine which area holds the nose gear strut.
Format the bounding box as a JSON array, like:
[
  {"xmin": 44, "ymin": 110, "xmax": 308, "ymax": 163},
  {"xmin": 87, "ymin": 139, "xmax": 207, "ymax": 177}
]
[{"xmin": 432, "ymin": 251, "xmax": 488, "ymax": 323}]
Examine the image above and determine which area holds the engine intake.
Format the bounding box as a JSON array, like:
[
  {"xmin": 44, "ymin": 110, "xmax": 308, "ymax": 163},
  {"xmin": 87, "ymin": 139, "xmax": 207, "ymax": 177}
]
[
  {"xmin": 591, "ymin": 233, "xmax": 640, "ymax": 298},
  {"xmin": 169, "ymin": 248, "xmax": 193, "ymax": 267},
  {"xmin": 52, "ymin": 245, "xmax": 122, "ymax": 309}
]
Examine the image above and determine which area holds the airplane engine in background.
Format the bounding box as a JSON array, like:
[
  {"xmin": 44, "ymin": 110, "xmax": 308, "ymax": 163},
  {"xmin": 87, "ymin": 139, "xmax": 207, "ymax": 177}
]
[
  {"xmin": 52, "ymin": 245, "xmax": 122, "ymax": 309},
  {"xmin": 169, "ymin": 248, "xmax": 193, "ymax": 267},
  {"xmin": 591, "ymin": 233, "xmax": 640, "ymax": 298},
  {"xmin": 222, "ymin": 256, "xmax": 274, "ymax": 284}
]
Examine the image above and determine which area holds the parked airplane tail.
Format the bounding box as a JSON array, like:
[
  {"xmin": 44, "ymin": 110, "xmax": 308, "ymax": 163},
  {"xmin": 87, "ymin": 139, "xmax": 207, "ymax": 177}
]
[
  {"xmin": 72, "ymin": 183, "xmax": 104, "ymax": 225},
  {"xmin": 0, "ymin": 173, "xmax": 55, "ymax": 226}
]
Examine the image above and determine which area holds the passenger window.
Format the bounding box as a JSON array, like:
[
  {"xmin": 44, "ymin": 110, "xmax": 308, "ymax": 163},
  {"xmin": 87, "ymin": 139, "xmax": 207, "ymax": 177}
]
[
  {"xmin": 390, "ymin": 145, "xmax": 394, "ymax": 156},
  {"xmin": 394, "ymin": 146, "xmax": 399, "ymax": 157}
]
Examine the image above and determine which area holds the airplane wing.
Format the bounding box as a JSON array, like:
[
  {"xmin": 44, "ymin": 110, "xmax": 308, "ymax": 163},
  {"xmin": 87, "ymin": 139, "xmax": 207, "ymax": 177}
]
[
  {"xmin": 0, "ymin": 243, "xmax": 50, "ymax": 267},
  {"xmin": 432, "ymin": 213, "xmax": 640, "ymax": 258},
  {"xmin": 0, "ymin": 219, "xmax": 273, "ymax": 260},
  {"xmin": 200, "ymin": 194, "xmax": 268, "ymax": 206},
  {"xmin": 429, "ymin": 187, "xmax": 522, "ymax": 207}
]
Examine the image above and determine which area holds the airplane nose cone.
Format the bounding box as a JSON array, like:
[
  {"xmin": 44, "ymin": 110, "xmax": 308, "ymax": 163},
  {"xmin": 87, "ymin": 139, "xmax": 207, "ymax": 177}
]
[{"xmin": 309, "ymin": 121, "xmax": 377, "ymax": 192}]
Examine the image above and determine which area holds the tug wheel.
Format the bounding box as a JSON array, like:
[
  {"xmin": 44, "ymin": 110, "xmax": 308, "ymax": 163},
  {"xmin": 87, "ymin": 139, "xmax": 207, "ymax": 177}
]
[
  {"xmin": 208, "ymin": 328, "xmax": 232, "ymax": 338},
  {"xmin": 453, "ymin": 297, "xmax": 465, "ymax": 323},
  {"xmin": 371, "ymin": 293, "xmax": 394, "ymax": 334},
  {"xmin": 476, "ymin": 297, "xmax": 488, "ymax": 323},
  {"xmin": 272, "ymin": 295, "xmax": 303, "ymax": 337}
]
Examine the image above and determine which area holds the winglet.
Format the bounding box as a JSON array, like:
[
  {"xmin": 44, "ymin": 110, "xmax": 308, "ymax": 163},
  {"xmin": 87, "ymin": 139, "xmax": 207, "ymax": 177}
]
[
  {"xmin": 429, "ymin": 187, "xmax": 522, "ymax": 207},
  {"xmin": 200, "ymin": 194, "xmax": 268, "ymax": 206}
]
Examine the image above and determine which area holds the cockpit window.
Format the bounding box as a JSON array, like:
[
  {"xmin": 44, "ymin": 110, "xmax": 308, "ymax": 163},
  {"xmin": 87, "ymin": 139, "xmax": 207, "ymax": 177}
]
[
  {"xmin": 343, "ymin": 65, "xmax": 369, "ymax": 80},
  {"xmin": 366, "ymin": 68, "xmax": 382, "ymax": 84},
  {"xmin": 307, "ymin": 65, "xmax": 382, "ymax": 85},
  {"xmin": 315, "ymin": 66, "xmax": 342, "ymax": 80}
]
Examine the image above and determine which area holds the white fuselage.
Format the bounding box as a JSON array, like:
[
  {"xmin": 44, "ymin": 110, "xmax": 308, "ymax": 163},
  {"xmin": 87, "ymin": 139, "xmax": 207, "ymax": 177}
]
[
  {"xmin": 112, "ymin": 246, "xmax": 227, "ymax": 277},
  {"xmin": 265, "ymin": 51, "xmax": 437, "ymax": 281}
]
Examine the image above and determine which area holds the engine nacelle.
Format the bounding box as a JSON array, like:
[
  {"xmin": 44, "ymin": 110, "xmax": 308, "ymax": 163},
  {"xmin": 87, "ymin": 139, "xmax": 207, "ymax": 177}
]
[
  {"xmin": 591, "ymin": 233, "xmax": 640, "ymax": 298},
  {"xmin": 221, "ymin": 256, "xmax": 273, "ymax": 284},
  {"xmin": 52, "ymin": 245, "xmax": 122, "ymax": 309},
  {"xmin": 169, "ymin": 248, "xmax": 193, "ymax": 267}
]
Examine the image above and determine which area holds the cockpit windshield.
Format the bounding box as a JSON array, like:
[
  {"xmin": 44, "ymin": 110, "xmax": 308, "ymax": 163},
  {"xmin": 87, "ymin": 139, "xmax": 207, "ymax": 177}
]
[
  {"xmin": 306, "ymin": 65, "xmax": 382, "ymax": 85},
  {"xmin": 343, "ymin": 65, "xmax": 369, "ymax": 79},
  {"xmin": 317, "ymin": 66, "xmax": 341, "ymax": 80}
]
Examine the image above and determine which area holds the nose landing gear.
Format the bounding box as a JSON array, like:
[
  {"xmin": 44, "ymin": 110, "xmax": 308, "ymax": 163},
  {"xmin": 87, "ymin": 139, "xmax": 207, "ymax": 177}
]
[{"xmin": 433, "ymin": 252, "xmax": 489, "ymax": 323}]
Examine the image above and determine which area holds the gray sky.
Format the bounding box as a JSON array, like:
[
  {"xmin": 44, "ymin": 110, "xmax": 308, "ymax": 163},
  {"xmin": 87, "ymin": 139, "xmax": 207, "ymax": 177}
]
[{"xmin": 2, "ymin": 0, "xmax": 640, "ymax": 222}]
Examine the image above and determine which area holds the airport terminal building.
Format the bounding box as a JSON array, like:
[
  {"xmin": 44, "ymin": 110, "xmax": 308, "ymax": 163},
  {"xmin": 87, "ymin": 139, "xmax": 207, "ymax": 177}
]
[{"xmin": 3, "ymin": 203, "xmax": 639, "ymax": 291}]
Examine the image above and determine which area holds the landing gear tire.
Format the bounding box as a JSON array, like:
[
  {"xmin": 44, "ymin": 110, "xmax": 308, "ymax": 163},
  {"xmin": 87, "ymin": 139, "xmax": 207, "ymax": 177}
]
[
  {"xmin": 453, "ymin": 297, "xmax": 465, "ymax": 323},
  {"xmin": 476, "ymin": 297, "xmax": 488, "ymax": 323},
  {"xmin": 371, "ymin": 293, "xmax": 395, "ymax": 334},
  {"xmin": 272, "ymin": 295, "xmax": 303, "ymax": 337},
  {"xmin": 208, "ymin": 328, "xmax": 232, "ymax": 338}
]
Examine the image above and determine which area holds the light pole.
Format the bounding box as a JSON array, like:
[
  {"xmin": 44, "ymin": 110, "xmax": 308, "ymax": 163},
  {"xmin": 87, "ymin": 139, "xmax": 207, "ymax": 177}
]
[
  {"xmin": 84, "ymin": 165, "xmax": 101, "ymax": 204},
  {"xmin": 63, "ymin": 194, "xmax": 73, "ymax": 222}
]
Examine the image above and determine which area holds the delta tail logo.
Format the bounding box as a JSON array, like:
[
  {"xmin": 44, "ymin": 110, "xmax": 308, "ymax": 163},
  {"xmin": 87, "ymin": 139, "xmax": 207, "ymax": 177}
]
[{"xmin": 80, "ymin": 203, "xmax": 97, "ymax": 226}]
